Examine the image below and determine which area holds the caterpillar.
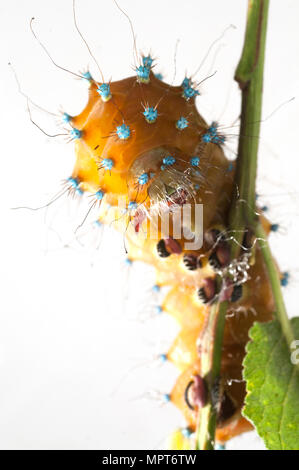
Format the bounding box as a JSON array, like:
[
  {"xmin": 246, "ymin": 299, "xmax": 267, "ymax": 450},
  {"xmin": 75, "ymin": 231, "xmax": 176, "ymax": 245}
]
[
  {"xmin": 64, "ymin": 60, "xmax": 275, "ymax": 446},
  {"xmin": 9, "ymin": 0, "xmax": 298, "ymax": 451}
]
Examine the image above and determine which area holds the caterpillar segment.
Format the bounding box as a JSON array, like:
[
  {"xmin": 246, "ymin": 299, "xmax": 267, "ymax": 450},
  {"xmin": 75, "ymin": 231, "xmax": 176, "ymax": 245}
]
[{"xmin": 67, "ymin": 69, "xmax": 275, "ymax": 447}]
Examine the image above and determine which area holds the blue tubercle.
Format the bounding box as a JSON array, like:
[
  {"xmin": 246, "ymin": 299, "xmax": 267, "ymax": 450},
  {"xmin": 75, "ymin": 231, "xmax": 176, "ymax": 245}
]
[
  {"xmin": 162, "ymin": 393, "xmax": 171, "ymax": 403},
  {"xmin": 136, "ymin": 65, "xmax": 150, "ymax": 83},
  {"xmin": 155, "ymin": 305, "xmax": 163, "ymax": 314},
  {"xmin": 102, "ymin": 158, "xmax": 114, "ymax": 171},
  {"xmin": 125, "ymin": 258, "xmax": 133, "ymax": 266},
  {"xmin": 142, "ymin": 55, "xmax": 153, "ymax": 68},
  {"xmin": 182, "ymin": 77, "xmax": 191, "ymax": 88},
  {"xmin": 67, "ymin": 177, "xmax": 83, "ymax": 195},
  {"xmin": 70, "ymin": 128, "xmax": 82, "ymax": 140},
  {"xmin": 62, "ymin": 112, "xmax": 71, "ymax": 123},
  {"xmin": 202, "ymin": 121, "xmax": 225, "ymax": 146},
  {"xmin": 155, "ymin": 73, "xmax": 163, "ymax": 81},
  {"xmin": 176, "ymin": 116, "xmax": 189, "ymax": 130},
  {"xmin": 270, "ymin": 223, "xmax": 279, "ymax": 232},
  {"xmin": 190, "ymin": 156, "xmax": 200, "ymax": 167},
  {"xmin": 152, "ymin": 284, "xmax": 160, "ymax": 293},
  {"xmin": 159, "ymin": 353, "xmax": 167, "ymax": 363},
  {"xmin": 162, "ymin": 155, "xmax": 176, "ymax": 166},
  {"xmin": 82, "ymin": 71, "xmax": 92, "ymax": 81},
  {"xmin": 143, "ymin": 106, "xmax": 158, "ymax": 123},
  {"xmin": 182, "ymin": 86, "xmax": 199, "ymax": 100},
  {"xmin": 128, "ymin": 201, "xmax": 138, "ymax": 211},
  {"xmin": 94, "ymin": 219, "xmax": 102, "ymax": 227},
  {"xmin": 97, "ymin": 83, "xmax": 111, "ymax": 102},
  {"xmin": 215, "ymin": 443, "xmax": 226, "ymax": 450},
  {"xmin": 181, "ymin": 427, "xmax": 192, "ymax": 438},
  {"xmin": 281, "ymin": 271, "xmax": 289, "ymax": 286},
  {"xmin": 182, "ymin": 77, "xmax": 199, "ymax": 100},
  {"xmin": 95, "ymin": 189, "xmax": 104, "ymax": 200},
  {"xmin": 261, "ymin": 205, "xmax": 268, "ymax": 212},
  {"xmin": 209, "ymin": 121, "xmax": 218, "ymax": 134},
  {"xmin": 138, "ymin": 173, "xmax": 149, "ymax": 185},
  {"xmin": 67, "ymin": 177, "xmax": 79, "ymax": 187},
  {"xmin": 202, "ymin": 133, "xmax": 212, "ymax": 143},
  {"xmin": 213, "ymin": 134, "xmax": 226, "ymax": 145},
  {"xmin": 227, "ymin": 162, "xmax": 234, "ymax": 172},
  {"xmin": 116, "ymin": 123, "xmax": 131, "ymax": 140}
]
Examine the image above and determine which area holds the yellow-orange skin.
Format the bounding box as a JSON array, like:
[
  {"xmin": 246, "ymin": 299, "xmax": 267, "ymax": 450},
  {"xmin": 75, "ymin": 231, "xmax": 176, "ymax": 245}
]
[{"xmin": 70, "ymin": 72, "xmax": 274, "ymax": 444}]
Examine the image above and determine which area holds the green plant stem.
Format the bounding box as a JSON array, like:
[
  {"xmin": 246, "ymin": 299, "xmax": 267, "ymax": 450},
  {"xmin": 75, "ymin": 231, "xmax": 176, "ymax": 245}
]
[
  {"xmin": 196, "ymin": 301, "xmax": 228, "ymax": 450},
  {"xmin": 196, "ymin": 0, "xmax": 270, "ymax": 450},
  {"xmin": 255, "ymin": 223, "xmax": 295, "ymax": 348},
  {"xmin": 230, "ymin": 0, "xmax": 270, "ymax": 258},
  {"xmin": 233, "ymin": 0, "xmax": 295, "ymax": 353}
]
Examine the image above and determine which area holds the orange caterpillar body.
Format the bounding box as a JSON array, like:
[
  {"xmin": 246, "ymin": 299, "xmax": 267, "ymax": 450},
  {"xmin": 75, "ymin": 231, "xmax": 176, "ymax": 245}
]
[{"xmin": 66, "ymin": 67, "xmax": 274, "ymax": 446}]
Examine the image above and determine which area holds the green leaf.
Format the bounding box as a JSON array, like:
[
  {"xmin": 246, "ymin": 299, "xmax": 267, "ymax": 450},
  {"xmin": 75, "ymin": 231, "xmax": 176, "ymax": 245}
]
[{"xmin": 243, "ymin": 318, "xmax": 299, "ymax": 450}]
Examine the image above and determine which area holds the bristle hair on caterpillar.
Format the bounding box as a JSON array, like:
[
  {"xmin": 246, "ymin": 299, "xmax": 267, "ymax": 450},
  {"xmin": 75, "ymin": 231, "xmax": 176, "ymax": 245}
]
[{"xmin": 3, "ymin": 0, "xmax": 299, "ymax": 451}]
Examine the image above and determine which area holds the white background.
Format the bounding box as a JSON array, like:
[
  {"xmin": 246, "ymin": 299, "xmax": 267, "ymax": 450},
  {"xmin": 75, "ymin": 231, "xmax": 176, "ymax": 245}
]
[{"xmin": 0, "ymin": 0, "xmax": 299, "ymax": 450}]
